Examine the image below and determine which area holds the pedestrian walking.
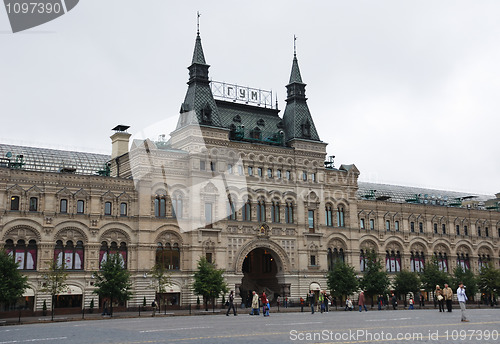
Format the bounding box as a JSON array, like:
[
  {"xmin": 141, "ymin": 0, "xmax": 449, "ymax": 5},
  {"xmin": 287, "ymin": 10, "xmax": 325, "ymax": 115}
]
[
  {"xmin": 391, "ymin": 293, "xmax": 398, "ymax": 310},
  {"xmin": 345, "ymin": 297, "xmax": 353, "ymax": 311},
  {"xmin": 318, "ymin": 291, "xmax": 325, "ymax": 313},
  {"xmin": 250, "ymin": 290, "xmax": 259, "ymax": 315},
  {"xmin": 308, "ymin": 290, "xmax": 315, "ymax": 314},
  {"xmin": 435, "ymin": 285, "xmax": 445, "ymax": 312},
  {"xmin": 443, "ymin": 283, "xmax": 453, "ymax": 312},
  {"xmin": 457, "ymin": 282, "xmax": 469, "ymax": 322},
  {"xmin": 419, "ymin": 293, "xmax": 425, "ymax": 308},
  {"xmin": 358, "ymin": 291, "xmax": 368, "ymax": 312},
  {"xmin": 408, "ymin": 297, "xmax": 414, "ymax": 310},
  {"xmin": 151, "ymin": 299, "xmax": 158, "ymax": 317},
  {"xmin": 300, "ymin": 297, "xmax": 305, "ymax": 312},
  {"xmin": 226, "ymin": 290, "xmax": 237, "ymax": 316},
  {"xmin": 261, "ymin": 292, "xmax": 269, "ymax": 316}
]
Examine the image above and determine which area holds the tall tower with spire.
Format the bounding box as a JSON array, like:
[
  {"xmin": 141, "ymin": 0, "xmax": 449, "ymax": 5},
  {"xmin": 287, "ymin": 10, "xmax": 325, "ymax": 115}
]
[
  {"xmin": 282, "ymin": 42, "xmax": 321, "ymax": 143},
  {"xmin": 175, "ymin": 27, "xmax": 222, "ymax": 130}
]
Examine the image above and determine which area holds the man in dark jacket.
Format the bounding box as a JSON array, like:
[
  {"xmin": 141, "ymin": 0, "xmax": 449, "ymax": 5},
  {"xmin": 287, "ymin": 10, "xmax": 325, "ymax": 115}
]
[
  {"xmin": 226, "ymin": 291, "xmax": 237, "ymax": 316},
  {"xmin": 391, "ymin": 293, "xmax": 398, "ymax": 310}
]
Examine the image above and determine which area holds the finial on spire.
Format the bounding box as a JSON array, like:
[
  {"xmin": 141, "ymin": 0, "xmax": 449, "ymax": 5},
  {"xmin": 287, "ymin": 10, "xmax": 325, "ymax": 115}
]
[
  {"xmin": 275, "ymin": 95, "xmax": 278, "ymax": 110},
  {"xmin": 293, "ymin": 35, "xmax": 297, "ymax": 56},
  {"xmin": 197, "ymin": 11, "xmax": 201, "ymax": 34}
]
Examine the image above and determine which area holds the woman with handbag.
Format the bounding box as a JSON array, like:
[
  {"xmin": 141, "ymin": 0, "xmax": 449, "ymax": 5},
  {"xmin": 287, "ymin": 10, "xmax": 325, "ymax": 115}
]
[{"xmin": 435, "ymin": 285, "xmax": 445, "ymax": 312}]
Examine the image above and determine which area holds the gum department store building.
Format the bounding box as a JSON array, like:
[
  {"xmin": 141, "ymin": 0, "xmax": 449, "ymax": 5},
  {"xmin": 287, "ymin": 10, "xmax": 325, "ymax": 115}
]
[{"xmin": 1, "ymin": 30, "xmax": 499, "ymax": 313}]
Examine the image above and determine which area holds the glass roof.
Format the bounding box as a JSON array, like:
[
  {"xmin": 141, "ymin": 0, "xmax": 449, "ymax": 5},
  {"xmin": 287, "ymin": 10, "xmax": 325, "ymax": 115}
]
[
  {"xmin": 0, "ymin": 144, "xmax": 110, "ymax": 176},
  {"xmin": 358, "ymin": 182, "xmax": 493, "ymax": 209}
]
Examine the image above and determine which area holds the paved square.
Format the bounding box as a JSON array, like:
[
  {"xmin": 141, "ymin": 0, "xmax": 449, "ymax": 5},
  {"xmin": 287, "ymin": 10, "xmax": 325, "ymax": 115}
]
[{"xmin": 0, "ymin": 309, "xmax": 499, "ymax": 344}]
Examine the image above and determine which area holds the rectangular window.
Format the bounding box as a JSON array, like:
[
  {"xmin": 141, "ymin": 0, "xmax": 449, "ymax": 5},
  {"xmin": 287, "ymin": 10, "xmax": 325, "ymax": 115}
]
[
  {"xmin": 308, "ymin": 210, "xmax": 314, "ymax": 231},
  {"xmin": 395, "ymin": 221, "xmax": 400, "ymax": 231},
  {"xmin": 29, "ymin": 197, "xmax": 38, "ymax": 212},
  {"xmin": 77, "ymin": 200, "xmax": 84, "ymax": 214},
  {"xmin": 302, "ymin": 171, "xmax": 307, "ymax": 181},
  {"xmin": 419, "ymin": 222, "xmax": 423, "ymax": 233},
  {"xmin": 410, "ymin": 222, "xmax": 415, "ymax": 232},
  {"xmin": 206, "ymin": 253, "xmax": 213, "ymax": 264},
  {"xmin": 311, "ymin": 173, "xmax": 316, "ymax": 182},
  {"xmin": 277, "ymin": 169, "xmax": 282, "ymax": 179},
  {"xmin": 210, "ymin": 161, "xmax": 215, "ymax": 172},
  {"xmin": 205, "ymin": 203, "xmax": 213, "ymax": 227},
  {"xmin": 464, "ymin": 225, "xmax": 468, "ymax": 236},
  {"xmin": 386, "ymin": 220, "xmax": 390, "ymax": 231},
  {"xmin": 10, "ymin": 196, "xmax": 20, "ymax": 211},
  {"xmin": 238, "ymin": 165, "xmax": 243, "ymax": 176},
  {"xmin": 248, "ymin": 166, "xmax": 253, "ymax": 176},
  {"xmin": 104, "ymin": 201, "xmax": 112, "ymax": 215},
  {"xmin": 120, "ymin": 202, "xmax": 127, "ymax": 216},
  {"xmin": 369, "ymin": 219, "xmax": 374, "ymax": 230},
  {"xmin": 257, "ymin": 167, "xmax": 263, "ymax": 177},
  {"xmin": 434, "ymin": 223, "xmax": 438, "ymax": 234},
  {"xmin": 442, "ymin": 224, "xmax": 446, "ymax": 234},
  {"xmin": 456, "ymin": 225, "xmax": 460, "ymax": 235},
  {"xmin": 485, "ymin": 227, "xmax": 489, "ymax": 237},
  {"xmin": 267, "ymin": 168, "xmax": 272, "ymax": 178},
  {"xmin": 200, "ymin": 160, "xmax": 206, "ymax": 171},
  {"xmin": 60, "ymin": 199, "xmax": 68, "ymax": 213},
  {"xmin": 360, "ymin": 218, "xmax": 365, "ymax": 229},
  {"xmin": 227, "ymin": 164, "xmax": 233, "ymax": 174},
  {"xmin": 310, "ymin": 255, "xmax": 316, "ymax": 266},
  {"xmin": 286, "ymin": 170, "xmax": 291, "ymax": 180}
]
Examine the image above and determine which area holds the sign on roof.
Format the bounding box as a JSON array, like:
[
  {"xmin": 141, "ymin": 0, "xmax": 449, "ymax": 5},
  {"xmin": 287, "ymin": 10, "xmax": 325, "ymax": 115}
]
[{"xmin": 210, "ymin": 81, "xmax": 273, "ymax": 108}]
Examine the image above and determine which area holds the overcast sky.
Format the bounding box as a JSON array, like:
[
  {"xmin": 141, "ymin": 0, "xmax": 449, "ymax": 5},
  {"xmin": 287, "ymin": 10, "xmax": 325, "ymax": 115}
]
[{"xmin": 0, "ymin": 1, "xmax": 499, "ymax": 196}]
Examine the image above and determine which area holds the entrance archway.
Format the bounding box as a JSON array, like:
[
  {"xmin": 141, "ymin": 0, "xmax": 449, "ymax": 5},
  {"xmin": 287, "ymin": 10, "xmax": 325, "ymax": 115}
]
[{"xmin": 239, "ymin": 248, "xmax": 281, "ymax": 307}]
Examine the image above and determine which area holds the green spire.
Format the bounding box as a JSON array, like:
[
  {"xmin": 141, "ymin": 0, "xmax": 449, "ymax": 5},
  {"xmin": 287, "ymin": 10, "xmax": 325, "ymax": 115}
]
[
  {"xmin": 192, "ymin": 33, "xmax": 207, "ymax": 65},
  {"xmin": 289, "ymin": 54, "xmax": 303, "ymax": 84}
]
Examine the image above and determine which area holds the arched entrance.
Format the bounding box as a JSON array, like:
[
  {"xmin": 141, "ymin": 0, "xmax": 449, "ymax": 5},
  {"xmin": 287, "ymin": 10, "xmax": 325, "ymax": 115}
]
[{"xmin": 239, "ymin": 248, "xmax": 281, "ymax": 306}]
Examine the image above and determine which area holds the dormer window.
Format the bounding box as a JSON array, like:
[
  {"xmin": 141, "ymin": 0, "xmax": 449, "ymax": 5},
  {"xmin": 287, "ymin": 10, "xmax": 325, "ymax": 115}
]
[
  {"xmin": 301, "ymin": 120, "xmax": 311, "ymax": 138},
  {"xmin": 201, "ymin": 104, "xmax": 212, "ymax": 124},
  {"xmin": 257, "ymin": 119, "xmax": 265, "ymax": 126}
]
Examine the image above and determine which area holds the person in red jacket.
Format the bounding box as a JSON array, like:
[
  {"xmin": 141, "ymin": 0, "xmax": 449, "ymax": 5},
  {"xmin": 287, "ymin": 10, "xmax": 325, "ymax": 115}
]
[
  {"xmin": 358, "ymin": 291, "xmax": 368, "ymax": 312},
  {"xmin": 261, "ymin": 292, "xmax": 269, "ymax": 316}
]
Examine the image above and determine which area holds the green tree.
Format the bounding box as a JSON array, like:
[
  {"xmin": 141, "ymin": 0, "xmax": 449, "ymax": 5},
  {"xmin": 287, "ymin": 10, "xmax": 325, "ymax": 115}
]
[
  {"xmin": 93, "ymin": 254, "xmax": 132, "ymax": 316},
  {"xmin": 0, "ymin": 250, "xmax": 28, "ymax": 308},
  {"xmin": 150, "ymin": 263, "xmax": 172, "ymax": 309},
  {"xmin": 420, "ymin": 256, "xmax": 449, "ymax": 295},
  {"xmin": 40, "ymin": 260, "xmax": 68, "ymax": 321},
  {"xmin": 393, "ymin": 270, "xmax": 420, "ymax": 304},
  {"xmin": 478, "ymin": 262, "xmax": 500, "ymax": 303},
  {"xmin": 359, "ymin": 251, "xmax": 390, "ymax": 306},
  {"xmin": 192, "ymin": 257, "xmax": 228, "ymax": 311},
  {"xmin": 452, "ymin": 265, "xmax": 477, "ymax": 300},
  {"xmin": 327, "ymin": 262, "xmax": 358, "ymax": 302}
]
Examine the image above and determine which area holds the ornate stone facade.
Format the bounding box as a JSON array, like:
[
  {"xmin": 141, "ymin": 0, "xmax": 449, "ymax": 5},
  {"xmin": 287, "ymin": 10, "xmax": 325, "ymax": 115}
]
[{"xmin": 0, "ymin": 31, "xmax": 499, "ymax": 311}]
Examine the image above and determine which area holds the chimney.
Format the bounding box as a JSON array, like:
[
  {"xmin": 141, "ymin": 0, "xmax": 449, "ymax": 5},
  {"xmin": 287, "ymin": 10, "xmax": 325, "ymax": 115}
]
[{"xmin": 110, "ymin": 125, "xmax": 131, "ymax": 159}]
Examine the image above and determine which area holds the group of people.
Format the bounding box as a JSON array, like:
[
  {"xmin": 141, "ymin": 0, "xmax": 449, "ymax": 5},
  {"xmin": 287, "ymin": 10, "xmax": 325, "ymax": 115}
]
[
  {"xmin": 226, "ymin": 290, "xmax": 270, "ymax": 316},
  {"xmin": 307, "ymin": 290, "xmax": 331, "ymax": 313},
  {"xmin": 435, "ymin": 282, "xmax": 469, "ymax": 322}
]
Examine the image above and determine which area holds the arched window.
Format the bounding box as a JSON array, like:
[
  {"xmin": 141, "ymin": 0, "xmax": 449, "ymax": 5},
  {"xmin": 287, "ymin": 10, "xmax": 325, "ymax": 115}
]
[
  {"xmin": 120, "ymin": 202, "xmax": 127, "ymax": 216},
  {"xmin": 257, "ymin": 201, "xmax": 266, "ymax": 222},
  {"xmin": 10, "ymin": 196, "xmax": 20, "ymax": 211},
  {"xmin": 227, "ymin": 196, "xmax": 236, "ymax": 220},
  {"xmin": 285, "ymin": 202, "xmax": 294, "ymax": 224},
  {"xmin": 104, "ymin": 202, "xmax": 112, "ymax": 215},
  {"xmin": 327, "ymin": 248, "xmax": 345, "ymax": 271},
  {"xmin": 464, "ymin": 225, "xmax": 468, "ymax": 236},
  {"xmin": 442, "ymin": 224, "xmax": 446, "ymax": 234},
  {"xmin": 337, "ymin": 207, "xmax": 345, "ymax": 227},
  {"xmin": 54, "ymin": 240, "xmax": 84, "ymax": 270},
  {"xmin": 386, "ymin": 220, "xmax": 391, "ymax": 231},
  {"xmin": 325, "ymin": 205, "xmax": 333, "ymax": 227},
  {"xmin": 243, "ymin": 200, "xmax": 252, "ymax": 221},
  {"xmin": 410, "ymin": 251, "xmax": 425, "ymax": 272},
  {"xmin": 385, "ymin": 251, "xmax": 401, "ymax": 272},
  {"xmin": 29, "ymin": 197, "xmax": 38, "ymax": 212},
  {"xmin": 172, "ymin": 194, "xmax": 183, "ymax": 219},
  {"xmin": 395, "ymin": 220, "xmax": 400, "ymax": 231},
  {"xmin": 433, "ymin": 223, "xmax": 438, "ymax": 234},
  {"xmin": 76, "ymin": 200, "xmax": 85, "ymax": 214},
  {"xmin": 478, "ymin": 254, "xmax": 490, "ymax": 271},
  {"xmin": 99, "ymin": 241, "xmax": 127, "ymax": 269},
  {"xmin": 6, "ymin": 239, "xmax": 37, "ymax": 270},
  {"xmin": 271, "ymin": 202, "xmax": 280, "ymax": 223},
  {"xmin": 457, "ymin": 253, "xmax": 470, "ymax": 271},
  {"xmin": 154, "ymin": 196, "xmax": 167, "ymax": 218},
  {"xmin": 360, "ymin": 250, "xmax": 367, "ymax": 272},
  {"xmin": 60, "ymin": 199, "xmax": 68, "ymax": 213},
  {"xmin": 456, "ymin": 225, "xmax": 460, "ymax": 236},
  {"xmin": 156, "ymin": 242, "xmax": 180, "ymax": 270},
  {"xmin": 435, "ymin": 252, "xmax": 448, "ymax": 272}
]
